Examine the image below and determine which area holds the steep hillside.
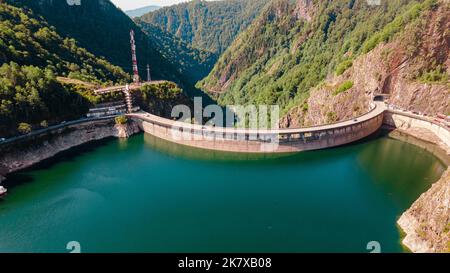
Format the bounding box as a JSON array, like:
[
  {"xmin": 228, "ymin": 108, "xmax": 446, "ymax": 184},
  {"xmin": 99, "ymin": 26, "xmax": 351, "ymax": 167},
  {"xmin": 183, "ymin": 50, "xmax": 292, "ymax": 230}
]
[
  {"xmin": 198, "ymin": 0, "xmax": 448, "ymax": 124},
  {"xmin": 140, "ymin": 0, "xmax": 270, "ymax": 55},
  {"xmin": 136, "ymin": 19, "xmax": 217, "ymax": 83},
  {"xmin": 282, "ymin": 0, "xmax": 450, "ymax": 127},
  {"xmin": 5, "ymin": 0, "xmax": 186, "ymax": 87},
  {"xmin": 0, "ymin": 2, "xmax": 194, "ymax": 137},
  {"xmin": 132, "ymin": 82, "xmax": 194, "ymax": 118},
  {"xmin": 0, "ymin": 2, "xmax": 132, "ymax": 136},
  {"xmin": 0, "ymin": 2, "xmax": 128, "ymax": 83},
  {"xmin": 398, "ymin": 168, "xmax": 450, "ymax": 253}
]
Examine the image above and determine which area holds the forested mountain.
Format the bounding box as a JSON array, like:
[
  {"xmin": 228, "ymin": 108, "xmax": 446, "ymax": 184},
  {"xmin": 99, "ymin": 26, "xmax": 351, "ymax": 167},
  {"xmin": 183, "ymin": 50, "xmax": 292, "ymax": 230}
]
[
  {"xmin": 125, "ymin": 5, "xmax": 160, "ymax": 18},
  {"xmin": 140, "ymin": 0, "xmax": 270, "ymax": 55},
  {"xmin": 0, "ymin": 2, "xmax": 133, "ymax": 136},
  {"xmin": 5, "ymin": 0, "xmax": 188, "ymax": 88},
  {"xmin": 198, "ymin": 0, "xmax": 449, "ymax": 124},
  {"xmin": 0, "ymin": 1, "xmax": 192, "ymax": 137},
  {"xmin": 136, "ymin": 19, "xmax": 217, "ymax": 83},
  {"xmin": 0, "ymin": 2, "xmax": 129, "ymax": 84}
]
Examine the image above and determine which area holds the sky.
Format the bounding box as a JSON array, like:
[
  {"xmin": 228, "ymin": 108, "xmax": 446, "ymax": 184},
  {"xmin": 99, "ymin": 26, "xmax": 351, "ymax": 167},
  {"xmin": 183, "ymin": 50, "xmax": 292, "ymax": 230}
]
[{"xmin": 110, "ymin": 0, "xmax": 191, "ymax": 11}]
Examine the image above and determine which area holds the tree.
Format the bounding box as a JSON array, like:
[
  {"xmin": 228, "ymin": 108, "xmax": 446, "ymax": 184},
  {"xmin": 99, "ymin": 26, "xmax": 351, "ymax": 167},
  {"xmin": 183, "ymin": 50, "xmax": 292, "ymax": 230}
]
[
  {"xmin": 115, "ymin": 115, "xmax": 128, "ymax": 125},
  {"xmin": 40, "ymin": 120, "xmax": 48, "ymax": 128},
  {"xmin": 18, "ymin": 122, "xmax": 32, "ymax": 134}
]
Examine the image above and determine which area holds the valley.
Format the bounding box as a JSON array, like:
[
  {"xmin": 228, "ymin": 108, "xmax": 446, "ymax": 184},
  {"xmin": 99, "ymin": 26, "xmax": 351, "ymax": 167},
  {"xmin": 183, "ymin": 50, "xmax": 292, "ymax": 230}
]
[{"xmin": 0, "ymin": 0, "xmax": 448, "ymax": 254}]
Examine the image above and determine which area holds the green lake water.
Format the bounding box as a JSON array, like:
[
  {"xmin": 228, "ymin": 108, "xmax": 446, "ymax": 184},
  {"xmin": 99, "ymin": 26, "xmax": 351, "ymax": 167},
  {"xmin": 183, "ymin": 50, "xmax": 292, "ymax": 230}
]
[{"xmin": 0, "ymin": 132, "xmax": 446, "ymax": 253}]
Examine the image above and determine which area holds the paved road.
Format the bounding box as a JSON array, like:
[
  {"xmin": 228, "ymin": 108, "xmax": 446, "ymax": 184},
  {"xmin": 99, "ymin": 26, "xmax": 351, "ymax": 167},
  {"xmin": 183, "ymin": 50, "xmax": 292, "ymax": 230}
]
[
  {"xmin": 387, "ymin": 105, "xmax": 450, "ymax": 132},
  {"xmin": 94, "ymin": 81, "xmax": 167, "ymax": 94},
  {"xmin": 3, "ymin": 101, "xmax": 417, "ymax": 148},
  {"xmin": 129, "ymin": 102, "xmax": 386, "ymax": 135},
  {"xmin": 0, "ymin": 116, "xmax": 117, "ymax": 147}
]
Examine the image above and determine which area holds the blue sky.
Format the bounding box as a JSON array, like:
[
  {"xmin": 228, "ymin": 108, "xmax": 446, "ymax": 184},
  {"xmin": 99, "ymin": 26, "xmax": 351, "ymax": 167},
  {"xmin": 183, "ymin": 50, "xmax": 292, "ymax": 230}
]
[{"xmin": 110, "ymin": 0, "xmax": 190, "ymax": 10}]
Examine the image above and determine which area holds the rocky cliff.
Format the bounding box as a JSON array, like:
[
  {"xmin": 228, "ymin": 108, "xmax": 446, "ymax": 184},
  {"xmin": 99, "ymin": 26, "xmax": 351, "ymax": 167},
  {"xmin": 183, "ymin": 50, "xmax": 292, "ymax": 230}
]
[
  {"xmin": 0, "ymin": 119, "xmax": 140, "ymax": 181},
  {"xmin": 398, "ymin": 168, "xmax": 450, "ymax": 253},
  {"xmin": 386, "ymin": 113, "xmax": 450, "ymax": 253}
]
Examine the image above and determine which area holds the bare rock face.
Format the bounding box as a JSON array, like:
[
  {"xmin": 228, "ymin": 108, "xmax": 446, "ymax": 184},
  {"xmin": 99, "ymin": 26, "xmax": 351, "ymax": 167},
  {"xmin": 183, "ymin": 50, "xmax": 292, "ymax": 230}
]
[
  {"xmin": 384, "ymin": 4, "xmax": 450, "ymax": 115},
  {"xmin": 293, "ymin": 0, "xmax": 314, "ymax": 22},
  {"xmin": 398, "ymin": 169, "xmax": 450, "ymax": 253},
  {"xmin": 280, "ymin": 84, "xmax": 370, "ymax": 128},
  {"xmin": 114, "ymin": 122, "xmax": 141, "ymax": 138}
]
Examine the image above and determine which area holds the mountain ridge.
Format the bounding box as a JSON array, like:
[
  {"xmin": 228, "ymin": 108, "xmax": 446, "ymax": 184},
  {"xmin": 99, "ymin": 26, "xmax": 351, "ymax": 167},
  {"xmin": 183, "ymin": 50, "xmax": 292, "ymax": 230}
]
[
  {"xmin": 6, "ymin": 0, "xmax": 186, "ymax": 85},
  {"xmin": 139, "ymin": 0, "xmax": 270, "ymax": 55},
  {"xmin": 197, "ymin": 0, "xmax": 449, "ymax": 123},
  {"xmin": 125, "ymin": 5, "xmax": 160, "ymax": 18}
]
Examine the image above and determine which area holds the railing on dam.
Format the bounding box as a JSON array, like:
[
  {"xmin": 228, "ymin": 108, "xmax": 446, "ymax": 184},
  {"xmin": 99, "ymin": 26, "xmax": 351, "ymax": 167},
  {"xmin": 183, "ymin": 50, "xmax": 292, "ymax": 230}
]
[
  {"xmin": 0, "ymin": 116, "xmax": 117, "ymax": 149},
  {"xmin": 384, "ymin": 107, "xmax": 450, "ymax": 148},
  {"xmin": 386, "ymin": 107, "xmax": 450, "ymax": 133},
  {"xmin": 128, "ymin": 102, "xmax": 386, "ymax": 153}
]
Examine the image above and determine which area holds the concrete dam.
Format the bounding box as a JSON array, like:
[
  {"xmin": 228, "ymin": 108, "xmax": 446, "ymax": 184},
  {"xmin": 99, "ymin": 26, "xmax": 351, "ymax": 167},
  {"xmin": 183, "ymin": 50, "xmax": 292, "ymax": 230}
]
[{"xmin": 128, "ymin": 102, "xmax": 386, "ymax": 153}]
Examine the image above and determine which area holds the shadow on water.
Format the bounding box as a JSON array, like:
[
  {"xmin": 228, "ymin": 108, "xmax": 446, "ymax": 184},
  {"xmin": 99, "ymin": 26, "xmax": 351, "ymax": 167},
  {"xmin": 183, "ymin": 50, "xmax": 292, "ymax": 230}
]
[
  {"xmin": 4, "ymin": 137, "xmax": 117, "ymax": 190},
  {"xmin": 356, "ymin": 130, "xmax": 447, "ymax": 209}
]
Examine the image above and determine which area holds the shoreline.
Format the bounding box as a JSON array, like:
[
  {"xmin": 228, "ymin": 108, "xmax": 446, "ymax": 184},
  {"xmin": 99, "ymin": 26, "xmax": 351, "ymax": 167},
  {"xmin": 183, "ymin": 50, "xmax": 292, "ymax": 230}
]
[
  {"xmin": 0, "ymin": 118, "xmax": 140, "ymax": 182},
  {"xmin": 388, "ymin": 126, "xmax": 450, "ymax": 253},
  {"xmin": 386, "ymin": 128, "xmax": 450, "ymax": 166}
]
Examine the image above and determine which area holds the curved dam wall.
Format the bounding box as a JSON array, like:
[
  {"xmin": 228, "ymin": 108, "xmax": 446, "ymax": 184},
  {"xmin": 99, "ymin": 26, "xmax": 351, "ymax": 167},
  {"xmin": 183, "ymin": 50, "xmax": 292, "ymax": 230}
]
[
  {"xmin": 129, "ymin": 103, "xmax": 385, "ymax": 154},
  {"xmin": 384, "ymin": 110, "xmax": 450, "ymax": 148}
]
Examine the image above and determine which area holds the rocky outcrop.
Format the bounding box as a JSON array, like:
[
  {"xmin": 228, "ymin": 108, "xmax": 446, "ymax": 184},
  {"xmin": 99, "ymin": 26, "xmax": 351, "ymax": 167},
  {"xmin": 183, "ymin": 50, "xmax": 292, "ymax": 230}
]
[
  {"xmin": 280, "ymin": 41, "xmax": 379, "ymax": 127},
  {"xmin": 387, "ymin": 117, "xmax": 450, "ymax": 253},
  {"xmin": 115, "ymin": 122, "xmax": 141, "ymax": 138},
  {"xmin": 280, "ymin": 84, "xmax": 370, "ymax": 128},
  {"xmin": 398, "ymin": 169, "xmax": 450, "ymax": 253},
  {"xmin": 385, "ymin": 111, "xmax": 450, "ymax": 253},
  {"xmin": 0, "ymin": 119, "xmax": 141, "ymax": 179},
  {"xmin": 293, "ymin": 0, "xmax": 314, "ymax": 21},
  {"xmin": 380, "ymin": 3, "xmax": 449, "ymax": 115}
]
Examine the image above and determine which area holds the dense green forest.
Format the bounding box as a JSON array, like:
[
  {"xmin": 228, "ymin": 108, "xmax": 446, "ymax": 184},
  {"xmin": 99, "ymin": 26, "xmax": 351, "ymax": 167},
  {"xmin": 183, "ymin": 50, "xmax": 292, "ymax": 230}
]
[
  {"xmin": 5, "ymin": 0, "xmax": 202, "ymax": 96},
  {"xmin": 198, "ymin": 0, "xmax": 440, "ymax": 114},
  {"xmin": 0, "ymin": 2, "xmax": 129, "ymax": 84},
  {"xmin": 0, "ymin": 62, "xmax": 92, "ymax": 135},
  {"xmin": 140, "ymin": 0, "xmax": 270, "ymax": 55},
  {"xmin": 0, "ymin": 1, "xmax": 194, "ymax": 137},
  {"xmin": 132, "ymin": 82, "xmax": 193, "ymax": 118},
  {"xmin": 0, "ymin": 2, "xmax": 133, "ymax": 136},
  {"xmin": 136, "ymin": 19, "xmax": 217, "ymax": 84}
]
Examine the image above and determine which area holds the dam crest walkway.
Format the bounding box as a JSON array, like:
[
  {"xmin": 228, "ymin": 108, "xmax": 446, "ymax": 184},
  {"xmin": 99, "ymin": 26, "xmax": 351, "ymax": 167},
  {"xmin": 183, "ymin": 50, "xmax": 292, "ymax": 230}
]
[{"xmin": 128, "ymin": 102, "xmax": 386, "ymax": 153}]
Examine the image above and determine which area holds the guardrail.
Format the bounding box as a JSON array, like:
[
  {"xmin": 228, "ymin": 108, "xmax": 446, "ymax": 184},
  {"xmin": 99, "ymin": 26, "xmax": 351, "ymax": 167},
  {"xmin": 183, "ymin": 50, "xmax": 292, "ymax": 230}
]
[
  {"xmin": 128, "ymin": 102, "xmax": 385, "ymax": 153},
  {"xmin": 386, "ymin": 107, "xmax": 450, "ymax": 133},
  {"xmin": 129, "ymin": 102, "xmax": 384, "ymax": 136},
  {"xmin": 0, "ymin": 116, "xmax": 118, "ymax": 148}
]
